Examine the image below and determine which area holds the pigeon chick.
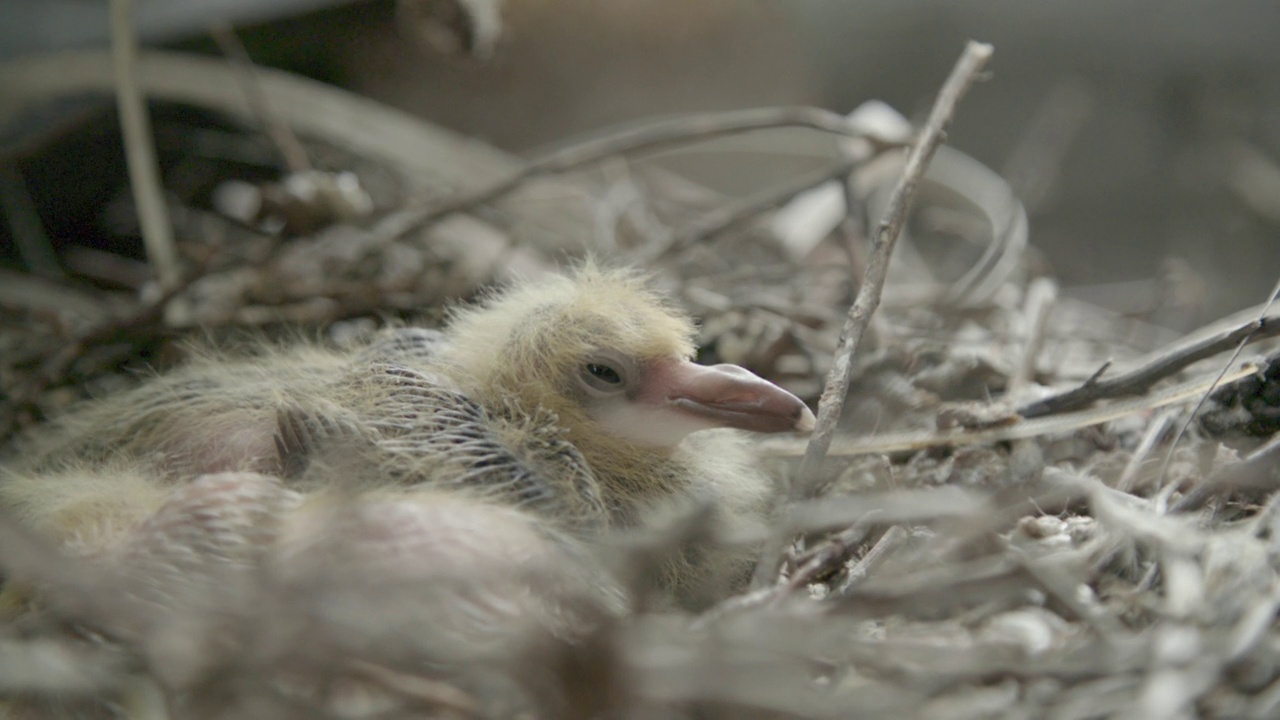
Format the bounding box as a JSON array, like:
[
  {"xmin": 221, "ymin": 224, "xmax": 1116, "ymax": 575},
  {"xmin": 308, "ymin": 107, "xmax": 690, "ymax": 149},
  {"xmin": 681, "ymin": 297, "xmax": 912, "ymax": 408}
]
[{"xmin": 2, "ymin": 264, "xmax": 814, "ymax": 607}]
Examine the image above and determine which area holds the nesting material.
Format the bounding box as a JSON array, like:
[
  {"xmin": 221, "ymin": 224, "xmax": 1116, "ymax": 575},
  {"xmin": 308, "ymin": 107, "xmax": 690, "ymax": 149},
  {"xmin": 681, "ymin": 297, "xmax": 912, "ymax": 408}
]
[{"xmin": 2, "ymin": 43, "xmax": 1280, "ymax": 720}]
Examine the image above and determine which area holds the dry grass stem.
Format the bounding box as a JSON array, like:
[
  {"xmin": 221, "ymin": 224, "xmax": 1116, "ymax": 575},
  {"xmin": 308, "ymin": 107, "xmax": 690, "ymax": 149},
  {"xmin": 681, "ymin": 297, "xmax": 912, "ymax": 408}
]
[
  {"xmin": 109, "ymin": 0, "xmax": 180, "ymax": 291},
  {"xmin": 419, "ymin": 106, "xmax": 880, "ymax": 225},
  {"xmin": 753, "ymin": 41, "xmax": 992, "ymax": 588},
  {"xmin": 210, "ymin": 24, "xmax": 313, "ymax": 174},
  {"xmin": 1018, "ymin": 294, "xmax": 1280, "ymax": 418}
]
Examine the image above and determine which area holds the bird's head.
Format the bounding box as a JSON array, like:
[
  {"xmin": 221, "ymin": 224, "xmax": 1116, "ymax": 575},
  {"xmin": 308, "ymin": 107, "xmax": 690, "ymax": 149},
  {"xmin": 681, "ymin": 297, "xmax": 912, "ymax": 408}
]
[{"xmin": 441, "ymin": 264, "xmax": 815, "ymax": 452}]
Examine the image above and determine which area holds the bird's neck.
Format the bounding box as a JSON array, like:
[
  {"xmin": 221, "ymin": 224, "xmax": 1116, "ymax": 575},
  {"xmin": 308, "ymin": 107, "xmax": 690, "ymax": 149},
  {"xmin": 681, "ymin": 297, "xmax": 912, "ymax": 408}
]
[
  {"xmin": 475, "ymin": 387, "xmax": 693, "ymax": 526},
  {"xmin": 565, "ymin": 426, "xmax": 690, "ymax": 524}
]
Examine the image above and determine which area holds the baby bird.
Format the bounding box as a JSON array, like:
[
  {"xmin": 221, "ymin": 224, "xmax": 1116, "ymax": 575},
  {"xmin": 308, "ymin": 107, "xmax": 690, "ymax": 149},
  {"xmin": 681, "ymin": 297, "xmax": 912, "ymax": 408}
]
[
  {"xmin": 435, "ymin": 265, "xmax": 815, "ymax": 601},
  {"xmin": 0, "ymin": 264, "xmax": 816, "ymax": 715},
  {"xmin": 2, "ymin": 264, "xmax": 812, "ymax": 609}
]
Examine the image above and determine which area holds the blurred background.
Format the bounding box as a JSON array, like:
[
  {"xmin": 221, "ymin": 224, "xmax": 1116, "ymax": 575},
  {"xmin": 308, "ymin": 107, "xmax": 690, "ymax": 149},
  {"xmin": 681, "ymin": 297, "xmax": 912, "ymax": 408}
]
[{"xmin": 3, "ymin": 0, "xmax": 1280, "ymax": 321}]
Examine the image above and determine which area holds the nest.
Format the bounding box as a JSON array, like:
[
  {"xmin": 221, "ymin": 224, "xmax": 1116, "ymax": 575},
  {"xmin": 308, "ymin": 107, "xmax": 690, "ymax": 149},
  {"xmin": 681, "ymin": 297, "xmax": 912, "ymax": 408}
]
[{"xmin": 2, "ymin": 39, "xmax": 1280, "ymax": 720}]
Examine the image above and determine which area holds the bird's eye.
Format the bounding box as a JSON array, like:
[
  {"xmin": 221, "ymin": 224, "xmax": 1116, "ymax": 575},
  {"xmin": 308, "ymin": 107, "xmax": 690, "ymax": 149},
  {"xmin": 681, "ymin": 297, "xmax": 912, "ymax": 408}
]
[
  {"xmin": 580, "ymin": 358, "xmax": 629, "ymax": 395},
  {"xmin": 581, "ymin": 351, "xmax": 634, "ymax": 394},
  {"xmin": 586, "ymin": 363, "xmax": 622, "ymax": 385}
]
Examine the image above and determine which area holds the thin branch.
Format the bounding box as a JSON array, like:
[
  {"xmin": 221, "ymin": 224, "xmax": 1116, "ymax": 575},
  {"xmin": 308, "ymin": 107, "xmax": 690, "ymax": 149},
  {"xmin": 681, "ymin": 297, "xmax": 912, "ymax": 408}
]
[
  {"xmin": 0, "ymin": 165, "xmax": 64, "ymax": 280},
  {"xmin": 1009, "ymin": 277, "xmax": 1058, "ymax": 392},
  {"xmin": 665, "ymin": 158, "xmax": 862, "ymax": 253},
  {"xmin": 210, "ymin": 23, "xmax": 312, "ymax": 174},
  {"xmin": 418, "ymin": 107, "xmax": 873, "ymax": 224},
  {"xmin": 837, "ymin": 524, "xmax": 909, "ymax": 595},
  {"xmin": 1018, "ymin": 305, "xmax": 1280, "ymax": 419},
  {"xmin": 751, "ymin": 41, "xmax": 995, "ymax": 589},
  {"xmin": 109, "ymin": 0, "xmax": 180, "ymax": 290},
  {"xmin": 11, "ymin": 274, "xmax": 200, "ymax": 410},
  {"xmin": 1114, "ymin": 408, "xmax": 1177, "ymax": 493},
  {"xmin": 759, "ymin": 362, "xmax": 1260, "ymax": 458},
  {"xmin": 1171, "ymin": 431, "xmax": 1280, "ymax": 513},
  {"xmin": 839, "ymin": 141, "xmax": 873, "ymax": 235},
  {"xmin": 778, "ymin": 523, "xmax": 874, "ymax": 596},
  {"xmin": 1164, "ymin": 277, "xmax": 1280, "ymax": 511},
  {"xmin": 791, "ymin": 42, "xmax": 994, "ymax": 501}
]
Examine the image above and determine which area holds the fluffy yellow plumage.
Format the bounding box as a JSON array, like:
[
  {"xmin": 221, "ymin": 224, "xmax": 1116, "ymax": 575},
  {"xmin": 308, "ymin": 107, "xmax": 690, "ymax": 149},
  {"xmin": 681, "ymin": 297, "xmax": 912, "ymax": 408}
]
[{"xmin": 0, "ymin": 263, "xmax": 817, "ymax": 715}]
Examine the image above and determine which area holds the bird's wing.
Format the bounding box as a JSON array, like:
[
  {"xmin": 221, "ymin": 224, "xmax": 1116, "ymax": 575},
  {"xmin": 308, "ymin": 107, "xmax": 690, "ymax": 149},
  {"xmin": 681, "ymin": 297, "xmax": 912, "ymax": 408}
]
[
  {"xmin": 353, "ymin": 327, "xmax": 450, "ymax": 366},
  {"xmin": 345, "ymin": 361, "xmax": 608, "ymax": 533},
  {"xmin": 272, "ymin": 399, "xmax": 381, "ymax": 480}
]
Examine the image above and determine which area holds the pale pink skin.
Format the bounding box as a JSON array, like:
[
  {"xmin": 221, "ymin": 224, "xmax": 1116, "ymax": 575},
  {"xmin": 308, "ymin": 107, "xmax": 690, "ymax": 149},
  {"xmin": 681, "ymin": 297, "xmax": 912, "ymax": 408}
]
[
  {"xmin": 596, "ymin": 358, "xmax": 816, "ymax": 448},
  {"xmin": 105, "ymin": 472, "xmax": 598, "ymax": 702},
  {"xmin": 81, "ymin": 354, "xmax": 814, "ymax": 699}
]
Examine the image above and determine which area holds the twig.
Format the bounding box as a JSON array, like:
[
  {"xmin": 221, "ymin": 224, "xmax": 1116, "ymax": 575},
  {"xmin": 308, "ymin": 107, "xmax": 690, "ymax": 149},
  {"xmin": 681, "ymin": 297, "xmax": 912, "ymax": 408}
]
[
  {"xmin": 1009, "ymin": 277, "xmax": 1058, "ymax": 392},
  {"xmin": 758, "ymin": 362, "xmax": 1259, "ymax": 458},
  {"xmin": 750, "ymin": 41, "xmax": 995, "ymax": 589},
  {"xmin": 418, "ymin": 106, "xmax": 872, "ymax": 224},
  {"xmin": 1082, "ymin": 360, "xmax": 1113, "ymax": 388},
  {"xmin": 689, "ymin": 586, "xmax": 778, "ymax": 629},
  {"xmin": 62, "ymin": 247, "xmax": 154, "ymax": 290},
  {"xmin": 0, "ymin": 270, "xmax": 127, "ymax": 323},
  {"xmin": 0, "ymin": 639, "xmax": 131, "ymax": 695},
  {"xmin": 1169, "ymin": 347, "xmax": 1280, "ymax": 514},
  {"xmin": 933, "ymin": 147, "xmax": 1030, "ymax": 307},
  {"xmin": 0, "ymin": 165, "xmax": 64, "ymax": 280},
  {"xmin": 778, "ymin": 522, "xmax": 874, "ymax": 597},
  {"xmin": 11, "ymin": 275, "xmax": 199, "ymax": 410},
  {"xmin": 1114, "ymin": 408, "xmax": 1177, "ymax": 493},
  {"xmin": 1155, "ymin": 276, "xmax": 1280, "ymax": 508},
  {"xmin": 210, "ymin": 23, "xmax": 312, "ymax": 174},
  {"xmin": 1171, "ymin": 433, "xmax": 1280, "ymax": 513},
  {"xmin": 348, "ymin": 660, "xmax": 480, "ymax": 716},
  {"xmin": 837, "ymin": 524, "xmax": 908, "ymax": 595},
  {"xmin": 1018, "ymin": 304, "xmax": 1280, "ymax": 419},
  {"xmin": 0, "ymin": 49, "xmax": 517, "ymax": 191},
  {"xmin": 109, "ymin": 0, "xmax": 180, "ymax": 290},
  {"xmin": 1010, "ymin": 544, "xmax": 1129, "ymax": 640},
  {"xmin": 665, "ymin": 158, "xmax": 862, "ymax": 254},
  {"xmin": 838, "ymin": 163, "xmax": 870, "ymax": 270}
]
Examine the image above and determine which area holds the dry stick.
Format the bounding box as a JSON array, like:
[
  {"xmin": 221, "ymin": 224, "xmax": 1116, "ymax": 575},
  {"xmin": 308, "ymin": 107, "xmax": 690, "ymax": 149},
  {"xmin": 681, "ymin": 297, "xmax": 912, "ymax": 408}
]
[
  {"xmin": 701, "ymin": 519, "xmax": 881, "ymax": 616},
  {"xmin": 210, "ymin": 23, "xmax": 312, "ymax": 174},
  {"xmin": 1163, "ymin": 277, "xmax": 1280, "ymax": 512},
  {"xmin": 1010, "ymin": 545, "xmax": 1129, "ymax": 640},
  {"xmin": 1114, "ymin": 408, "xmax": 1177, "ymax": 493},
  {"xmin": 777, "ymin": 521, "xmax": 875, "ymax": 596},
  {"xmin": 348, "ymin": 660, "xmax": 481, "ymax": 716},
  {"xmin": 750, "ymin": 41, "xmax": 995, "ymax": 590},
  {"xmin": 838, "ymin": 161, "xmax": 871, "ymax": 269},
  {"xmin": 1008, "ymin": 276, "xmax": 1058, "ymax": 392},
  {"xmin": 417, "ymin": 106, "xmax": 870, "ymax": 224},
  {"xmin": 665, "ymin": 158, "xmax": 863, "ymax": 253},
  {"xmin": 0, "ymin": 166, "xmax": 64, "ymax": 280},
  {"xmin": 1174, "ymin": 431, "xmax": 1280, "ymax": 513},
  {"xmin": 12, "ymin": 274, "xmax": 200, "ymax": 410},
  {"xmin": 759, "ymin": 362, "xmax": 1259, "ymax": 458},
  {"xmin": 109, "ymin": 0, "xmax": 179, "ymax": 291},
  {"xmin": 837, "ymin": 524, "xmax": 909, "ymax": 595},
  {"xmin": 1017, "ymin": 305, "xmax": 1280, "ymax": 419}
]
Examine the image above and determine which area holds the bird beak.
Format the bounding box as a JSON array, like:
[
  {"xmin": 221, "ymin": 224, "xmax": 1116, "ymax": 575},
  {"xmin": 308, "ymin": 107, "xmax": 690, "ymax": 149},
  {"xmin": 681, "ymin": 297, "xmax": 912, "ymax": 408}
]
[{"xmin": 642, "ymin": 359, "xmax": 816, "ymax": 434}]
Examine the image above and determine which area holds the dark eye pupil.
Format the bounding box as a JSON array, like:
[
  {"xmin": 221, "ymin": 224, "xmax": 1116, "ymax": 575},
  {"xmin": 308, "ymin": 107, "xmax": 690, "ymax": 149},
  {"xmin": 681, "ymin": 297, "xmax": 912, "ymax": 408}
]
[{"xmin": 587, "ymin": 363, "xmax": 622, "ymax": 384}]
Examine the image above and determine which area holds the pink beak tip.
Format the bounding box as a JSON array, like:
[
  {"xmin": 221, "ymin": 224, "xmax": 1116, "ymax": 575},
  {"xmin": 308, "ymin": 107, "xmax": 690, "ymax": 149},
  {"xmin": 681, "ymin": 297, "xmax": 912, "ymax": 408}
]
[{"xmin": 796, "ymin": 406, "xmax": 817, "ymax": 433}]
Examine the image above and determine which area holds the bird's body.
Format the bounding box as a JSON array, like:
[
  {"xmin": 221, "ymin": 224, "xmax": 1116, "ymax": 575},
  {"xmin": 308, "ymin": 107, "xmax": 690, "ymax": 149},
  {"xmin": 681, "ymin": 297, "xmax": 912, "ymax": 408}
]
[
  {"xmin": 6, "ymin": 266, "xmax": 809, "ymax": 568},
  {"xmin": 0, "ymin": 263, "xmax": 813, "ymax": 714}
]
